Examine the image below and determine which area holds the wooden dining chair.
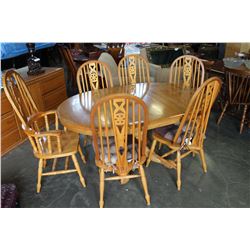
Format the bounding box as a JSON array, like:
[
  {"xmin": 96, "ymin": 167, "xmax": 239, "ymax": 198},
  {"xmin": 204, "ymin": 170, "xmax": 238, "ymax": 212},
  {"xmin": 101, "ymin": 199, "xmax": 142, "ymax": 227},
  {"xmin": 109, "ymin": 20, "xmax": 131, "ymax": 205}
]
[
  {"xmin": 3, "ymin": 70, "xmax": 86, "ymax": 193},
  {"xmin": 169, "ymin": 55, "xmax": 205, "ymax": 89},
  {"xmin": 76, "ymin": 60, "xmax": 113, "ymax": 94},
  {"xmin": 90, "ymin": 93, "xmax": 150, "ymax": 208},
  {"xmin": 23, "ymin": 111, "xmax": 86, "ymax": 193},
  {"xmin": 118, "ymin": 54, "xmax": 150, "ymax": 85},
  {"xmin": 217, "ymin": 67, "xmax": 250, "ymax": 134},
  {"xmin": 146, "ymin": 77, "xmax": 222, "ymax": 190},
  {"xmin": 58, "ymin": 45, "xmax": 78, "ymax": 89}
]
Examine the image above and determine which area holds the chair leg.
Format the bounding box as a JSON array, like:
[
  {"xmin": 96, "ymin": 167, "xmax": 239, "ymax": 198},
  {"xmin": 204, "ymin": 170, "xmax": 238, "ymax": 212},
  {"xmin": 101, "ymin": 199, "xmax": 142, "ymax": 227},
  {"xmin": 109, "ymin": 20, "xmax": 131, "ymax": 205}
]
[
  {"xmin": 139, "ymin": 165, "xmax": 151, "ymax": 205},
  {"xmin": 240, "ymin": 105, "xmax": 248, "ymax": 134},
  {"xmin": 43, "ymin": 159, "xmax": 47, "ymax": 168},
  {"xmin": 78, "ymin": 145, "xmax": 86, "ymax": 164},
  {"xmin": 199, "ymin": 148, "xmax": 207, "ymax": 173},
  {"xmin": 71, "ymin": 154, "xmax": 86, "ymax": 188},
  {"xmin": 99, "ymin": 168, "xmax": 105, "ymax": 208},
  {"xmin": 52, "ymin": 158, "xmax": 57, "ymax": 171},
  {"xmin": 64, "ymin": 156, "xmax": 69, "ymax": 170},
  {"xmin": 37, "ymin": 159, "xmax": 43, "ymax": 193},
  {"xmin": 176, "ymin": 151, "xmax": 182, "ymax": 191},
  {"xmin": 146, "ymin": 139, "xmax": 157, "ymax": 168},
  {"xmin": 217, "ymin": 101, "xmax": 229, "ymax": 125},
  {"xmin": 158, "ymin": 142, "xmax": 162, "ymax": 150}
]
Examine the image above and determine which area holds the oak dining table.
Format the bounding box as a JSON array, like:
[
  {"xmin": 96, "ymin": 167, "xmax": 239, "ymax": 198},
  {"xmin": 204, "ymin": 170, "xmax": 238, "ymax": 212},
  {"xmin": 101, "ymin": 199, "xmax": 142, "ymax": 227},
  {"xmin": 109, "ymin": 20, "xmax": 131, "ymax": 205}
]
[{"xmin": 57, "ymin": 82, "xmax": 194, "ymax": 135}]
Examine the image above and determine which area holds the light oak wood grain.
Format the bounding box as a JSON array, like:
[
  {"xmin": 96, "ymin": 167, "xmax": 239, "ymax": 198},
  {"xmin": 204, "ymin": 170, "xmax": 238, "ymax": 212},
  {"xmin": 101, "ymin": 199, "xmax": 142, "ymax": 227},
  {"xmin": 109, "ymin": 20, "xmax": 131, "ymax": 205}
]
[
  {"xmin": 2, "ymin": 70, "xmax": 86, "ymax": 192},
  {"xmin": 1, "ymin": 67, "xmax": 67, "ymax": 155},
  {"xmin": 169, "ymin": 55, "xmax": 205, "ymax": 89},
  {"xmin": 57, "ymin": 82, "xmax": 195, "ymax": 135},
  {"xmin": 90, "ymin": 94, "xmax": 150, "ymax": 208},
  {"xmin": 118, "ymin": 54, "xmax": 150, "ymax": 85},
  {"xmin": 76, "ymin": 60, "xmax": 113, "ymax": 94},
  {"xmin": 146, "ymin": 77, "xmax": 222, "ymax": 190}
]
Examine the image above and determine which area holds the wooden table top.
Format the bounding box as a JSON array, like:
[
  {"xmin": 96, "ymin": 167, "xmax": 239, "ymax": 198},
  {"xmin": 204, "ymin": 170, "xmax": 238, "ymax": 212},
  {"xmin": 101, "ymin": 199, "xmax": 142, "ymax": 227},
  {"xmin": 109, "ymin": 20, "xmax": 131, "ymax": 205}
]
[{"xmin": 57, "ymin": 82, "xmax": 194, "ymax": 135}]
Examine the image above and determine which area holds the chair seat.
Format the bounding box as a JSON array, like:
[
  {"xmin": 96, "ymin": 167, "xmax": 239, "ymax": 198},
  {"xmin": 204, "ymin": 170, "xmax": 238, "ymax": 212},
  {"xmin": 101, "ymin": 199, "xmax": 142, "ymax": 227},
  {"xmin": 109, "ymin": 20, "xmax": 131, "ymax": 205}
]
[
  {"xmin": 34, "ymin": 131, "xmax": 79, "ymax": 159},
  {"xmin": 153, "ymin": 123, "xmax": 194, "ymax": 146},
  {"xmin": 154, "ymin": 124, "xmax": 183, "ymax": 144}
]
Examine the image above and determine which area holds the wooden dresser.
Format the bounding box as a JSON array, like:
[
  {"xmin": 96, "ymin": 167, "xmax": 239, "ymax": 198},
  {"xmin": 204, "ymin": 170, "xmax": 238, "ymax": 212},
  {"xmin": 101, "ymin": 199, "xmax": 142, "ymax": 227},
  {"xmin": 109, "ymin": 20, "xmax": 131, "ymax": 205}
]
[{"xmin": 1, "ymin": 67, "xmax": 67, "ymax": 155}]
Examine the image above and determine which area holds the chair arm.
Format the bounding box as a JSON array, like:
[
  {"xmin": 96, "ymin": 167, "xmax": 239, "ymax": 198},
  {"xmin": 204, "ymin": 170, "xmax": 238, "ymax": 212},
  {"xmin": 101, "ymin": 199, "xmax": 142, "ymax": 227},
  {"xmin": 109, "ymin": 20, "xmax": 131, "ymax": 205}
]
[
  {"xmin": 26, "ymin": 110, "xmax": 65, "ymax": 130},
  {"xmin": 24, "ymin": 128, "xmax": 62, "ymax": 138},
  {"xmin": 27, "ymin": 110, "xmax": 58, "ymax": 122}
]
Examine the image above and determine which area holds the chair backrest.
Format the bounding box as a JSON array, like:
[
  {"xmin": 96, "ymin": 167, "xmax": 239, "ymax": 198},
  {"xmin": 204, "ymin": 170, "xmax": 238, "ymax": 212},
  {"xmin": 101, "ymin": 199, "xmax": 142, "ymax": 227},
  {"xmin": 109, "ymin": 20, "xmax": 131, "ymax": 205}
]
[
  {"xmin": 118, "ymin": 54, "xmax": 150, "ymax": 85},
  {"xmin": 173, "ymin": 77, "xmax": 221, "ymax": 148},
  {"xmin": 76, "ymin": 60, "xmax": 113, "ymax": 94},
  {"xmin": 58, "ymin": 45, "xmax": 77, "ymax": 83},
  {"xmin": 90, "ymin": 93, "xmax": 149, "ymax": 176},
  {"xmin": 2, "ymin": 70, "xmax": 38, "ymax": 126},
  {"xmin": 225, "ymin": 67, "xmax": 250, "ymax": 105},
  {"xmin": 169, "ymin": 55, "xmax": 205, "ymax": 89}
]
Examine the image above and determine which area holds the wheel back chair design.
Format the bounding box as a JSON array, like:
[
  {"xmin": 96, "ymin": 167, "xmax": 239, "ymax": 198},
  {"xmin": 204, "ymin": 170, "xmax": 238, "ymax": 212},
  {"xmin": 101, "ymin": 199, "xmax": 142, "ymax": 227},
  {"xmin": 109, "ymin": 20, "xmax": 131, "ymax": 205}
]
[
  {"xmin": 90, "ymin": 93, "xmax": 150, "ymax": 208},
  {"xmin": 217, "ymin": 67, "xmax": 250, "ymax": 134},
  {"xmin": 3, "ymin": 70, "xmax": 86, "ymax": 193},
  {"xmin": 146, "ymin": 77, "xmax": 222, "ymax": 190},
  {"xmin": 169, "ymin": 55, "xmax": 205, "ymax": 89},
  {"xmin": 118, "ymin": 54, "xmax": 150, "ymax": 85},
  {"xmin": 76, "ymin": 60, "xmax": 113, "ymax": 94}
]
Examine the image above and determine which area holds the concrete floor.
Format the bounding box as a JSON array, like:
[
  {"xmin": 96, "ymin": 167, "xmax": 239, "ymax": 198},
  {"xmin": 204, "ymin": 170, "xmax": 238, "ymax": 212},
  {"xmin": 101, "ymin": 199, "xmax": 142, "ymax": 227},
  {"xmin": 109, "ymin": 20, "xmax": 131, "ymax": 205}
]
[{"xmin": 1, "ymin": 111, "xmax": 250, "ymax": 208}]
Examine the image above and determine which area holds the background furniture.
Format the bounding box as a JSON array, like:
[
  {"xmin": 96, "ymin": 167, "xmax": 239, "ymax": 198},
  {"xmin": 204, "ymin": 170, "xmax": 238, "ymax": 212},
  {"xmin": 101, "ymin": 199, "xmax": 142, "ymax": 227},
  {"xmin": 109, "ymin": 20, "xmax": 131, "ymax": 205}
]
[
  {"xmin": 107, "ymin": 43, "xmax": 125, "ymax": 64},
  {"xmin": 98, "ymin": 52, "xmax": 120, "ymax": 86},
  {"xmin": 169, "ymin": 55, "xmax": 205, "ymax": 89},
  {"xmin": 76, "ymin": 60, "xmax": 113, "ymax": 94},
  {"xmin": 58, "ymin": 45, "xmax": 79, "ymax": 90},
  {"xmin": 224, "ymin": 43, "xmax": 250, "ymax": 57},
  {"xmin": 1, "ymin": 67, "xmax": 67, "ymax": 155},
  {"xmin": 118, "ymin": 54, "xmax": 150, "ymax": 85},
  {"xmin": 1, "ymin": 43, "xmax": 58, "ymax": 71},
  {"xmin": 146, "ymin": 77, "xmax": 222, "ymax": 190},
  {"xmin": 90, "ymin": 94, "xmax": 150, "ymax": 208},
  {"xmin": 1, "ymin": 43, "xmax": 56, "ymax": 60},
  {"xmin": 217, "ymin": 67, "xmax": 250, "ymax": 134},
  {"xmin": 140, "ymin": 46, "xmax": 184, "ymax": 83}
]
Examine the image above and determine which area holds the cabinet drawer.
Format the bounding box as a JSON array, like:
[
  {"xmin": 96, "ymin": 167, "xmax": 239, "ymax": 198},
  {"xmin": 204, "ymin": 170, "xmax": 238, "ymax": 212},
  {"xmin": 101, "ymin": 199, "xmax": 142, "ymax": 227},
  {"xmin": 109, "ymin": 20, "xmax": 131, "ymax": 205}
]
[
  {"xmin": 1, "ymin": 113, "xmax": 18, "ymax": 135},
  {"xmin": 39, "ymin": 71, "xmax": 65, "ymax": 95},
  {"xmin": 43, "ymin": 86, "xmax": 67, "ymax": 110},
  {"xmin": 1, "ymin": 129, "xmax": 22, "ymax": 154},
  {"xmin": 1, "ymin": 94, "xmax": 13, "ymax": 115}
]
